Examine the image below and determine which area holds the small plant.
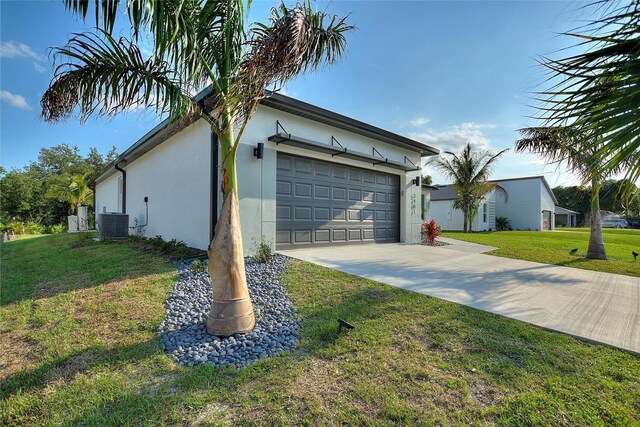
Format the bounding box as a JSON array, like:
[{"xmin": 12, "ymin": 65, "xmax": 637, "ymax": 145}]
[
  {"xmin": 495, "ymin": 216, "xmax": 512, "ymax": 231},
  {"xmin": 131, "ymin": 217, "xmax": 146, "ymax": 237},
  {"xmin": 45, "ymin": 224, "xmax": 66, "ymax": 234},
  {"xmin": 190, "ymin": 259, "xmax": 208, "ymax": 273},
  {"xmin": 421, "ymin": 219, "xmax": 441, "ymax": 246},
  {"xmin": 24, "ymin": 221, "xmax": 45, "ymax": 234},
  {"xmin": 255, "ymin": 236, "xmax": 272, "ymax": 263}
]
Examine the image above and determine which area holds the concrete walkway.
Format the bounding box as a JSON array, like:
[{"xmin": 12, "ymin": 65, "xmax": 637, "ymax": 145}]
[{"xmin": 280, "ymin": 242, "xmax": 640, "ymax": 354}]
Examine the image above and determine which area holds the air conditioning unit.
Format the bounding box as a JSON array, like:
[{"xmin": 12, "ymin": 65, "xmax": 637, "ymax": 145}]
[{"xmin": 98, "ymin": 213, "xmax": 129, "ymax": 240}]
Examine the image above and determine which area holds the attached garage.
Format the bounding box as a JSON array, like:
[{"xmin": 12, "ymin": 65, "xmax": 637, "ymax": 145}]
[
  {"xmin": 275, "ymin": 153, "xmax": 400, "ymax": 249},
  {"xmin": 94, "ymin": 91, "xmax": 439, "ymax": 254}
]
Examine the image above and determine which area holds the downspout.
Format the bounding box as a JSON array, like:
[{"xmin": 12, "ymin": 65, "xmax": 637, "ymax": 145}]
[
  {"xmin": 210, "ymin": 129, "xmax": 219, "ymax": 244},
  {"xmin": 88, "ymin": 183, "xmax": 96, "ymax": 227},
  {"xmin": 115, "ymin": 162, "xmax": 126, "ymax": 213}
]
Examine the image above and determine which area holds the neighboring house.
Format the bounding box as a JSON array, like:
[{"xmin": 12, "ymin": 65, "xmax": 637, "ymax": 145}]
[
  {"xmin": 94, "ymin": 92, "xmax": 439, "ymax": 253},
  {"xmin": 429, "ymin": 185, "xmax": 496, "ymax": 231},
  {"xmin": 429, "ymin": 176, "xmax": 558, "ymax": 231},
  {"xmin": 420, "ymin": 184, "xmax": 438, "ymax": 221},
  {"xmin": 555, "ymin": 206, "xmax": 579, "ymax": 227}
]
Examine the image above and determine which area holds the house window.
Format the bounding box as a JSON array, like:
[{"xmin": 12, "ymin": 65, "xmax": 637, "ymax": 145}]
[
  {"xmin": 421, "ymin": 193, "xmax": 426, "ymax": 220},
  {"xmin": 483, "ymin": 203, "xmax": 487, "ymax": 222}
]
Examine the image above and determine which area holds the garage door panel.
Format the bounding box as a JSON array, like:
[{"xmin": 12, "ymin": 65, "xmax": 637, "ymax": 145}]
[{"xmin": 276, "ymin": 153, "xmax": 400, "ymax": 249}]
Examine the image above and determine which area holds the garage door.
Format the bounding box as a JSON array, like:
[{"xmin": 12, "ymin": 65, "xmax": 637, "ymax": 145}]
[{"xmin": 276, "ymin": 153, "xmax": 400, "ymax": 249}]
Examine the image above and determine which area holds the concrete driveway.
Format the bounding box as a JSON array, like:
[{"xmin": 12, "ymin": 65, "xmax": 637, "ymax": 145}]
[{"xmin": 280, "ymin": 241, "xmax": 640, "ymax": 354}]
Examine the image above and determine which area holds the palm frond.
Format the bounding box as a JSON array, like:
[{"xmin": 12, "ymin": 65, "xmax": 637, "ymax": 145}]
[{"xmin": 41, "ymin": 31, "xmax": 193, "ymax": 124}]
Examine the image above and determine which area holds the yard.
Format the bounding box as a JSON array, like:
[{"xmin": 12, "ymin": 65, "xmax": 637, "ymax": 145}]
[
  {"xmin": 444, "ymin": 228, "xmax": 640, "ymax": 277},
  {"xmin": 1, "ymin": 234, "xmax": 639, "ymax": 425}
]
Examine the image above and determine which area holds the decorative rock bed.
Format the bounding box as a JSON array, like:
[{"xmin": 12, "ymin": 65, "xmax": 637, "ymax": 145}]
[{"xmin": 158, "ymin": 254, "xmax": 300, "ymax": 368}]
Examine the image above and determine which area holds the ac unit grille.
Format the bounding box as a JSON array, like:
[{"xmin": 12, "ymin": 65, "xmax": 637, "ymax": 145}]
[{"xmin": 98, "ymin": 213, "xmax": 129, "ymax": 240}]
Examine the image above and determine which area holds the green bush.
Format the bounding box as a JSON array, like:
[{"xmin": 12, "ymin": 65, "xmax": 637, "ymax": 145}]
[
  {"xmin": 5, "ymin": 221, "xmax": 24, "ymax": 234},
  {"xmin": 190, "ymin": 259, "xmax": 208, "ymax": 273},
  {"xmin": 45, "ymin": 224, "xmax": 66, "ymax": 234},
  {"xmin": 495, "ymin": 216, "xmax": 512, "ymax": 231},
  {"xmin": 255, "ymin": 236, "xmax": 272, "ymax": 263},
  {"xmin": 24, "ymin": 222, "xmax": 45, "ymax": 234}
]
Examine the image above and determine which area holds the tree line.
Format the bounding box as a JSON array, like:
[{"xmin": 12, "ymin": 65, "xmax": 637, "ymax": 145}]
[
  {"xmin": 0, "ymin": 144, "xmax": 117, "ymax": 232},
  {"xmin": 553, "ymin": 180, "xmax": 640, "ymax": 225}
]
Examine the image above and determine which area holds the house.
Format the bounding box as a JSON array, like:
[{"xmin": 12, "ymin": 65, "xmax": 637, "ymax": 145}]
[
  {"xmin": 429, "ymin": 185, "xmax": 497, "ymax": 231},
  {"xmin": 420, "ymin": 184, "xmax": 438, "ymax": 221},
  {"xmin": 94, "ymin": 91, "xmax": 439, "ymax": 253},
  {"xmin": 555, "ymin": 206, "xmax": 579, "ymax": 227},
  {"xmin": 429, "ymin": 176, "xmax": 558, "ymax": 231}
]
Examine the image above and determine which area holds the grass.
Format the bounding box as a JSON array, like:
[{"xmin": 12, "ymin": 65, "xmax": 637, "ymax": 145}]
[
  {"xmin": 443, "ymin": 228, "xmax": 640, "ymax": 277},
  {"xmin": 1, "ymin": 234, "xmax": 639, "ymax": 425}
]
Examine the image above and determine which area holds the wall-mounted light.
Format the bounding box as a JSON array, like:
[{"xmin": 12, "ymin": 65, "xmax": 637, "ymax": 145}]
[
  {"xmin": 413, "ymin": 177, "xmax": 420, "ymax": 187},
  {"xmin": 254, "ymin": 142, "xmax": 264, "ymax": 159}
]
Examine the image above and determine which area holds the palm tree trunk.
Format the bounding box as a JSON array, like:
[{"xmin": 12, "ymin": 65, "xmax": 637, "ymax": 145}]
[
  {"xmin": 463, "ymin": 208, "xmax": 468, "ymax": 233},
  {"xmin": 586, "ymin": 180, "xmax": 606, "ymax": 260},
  {"xmin": 206, "ymin": 130, "xmax": 255, "ymax": 336}
]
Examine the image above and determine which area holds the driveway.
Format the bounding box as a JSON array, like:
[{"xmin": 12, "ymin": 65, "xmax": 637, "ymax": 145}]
[{"xmin": 280, "ymin": 241, "xmax": 640, "ymax": 354}]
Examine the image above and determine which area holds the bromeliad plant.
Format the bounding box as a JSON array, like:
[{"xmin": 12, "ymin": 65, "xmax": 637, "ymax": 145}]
[
  {"xmin": 40, "ymin": 0, "xmax": 354, "ymax": 335},
  {"xmin": 421, "ymin": 219, "xmax": 441, "ymax": 246}
]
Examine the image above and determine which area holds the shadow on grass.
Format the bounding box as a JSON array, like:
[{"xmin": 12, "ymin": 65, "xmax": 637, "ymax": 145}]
[
  {"xmin": 0, "ymin": 337, "xmax": 163, "ymax": 400},
  {"xmin": 1, "ymin": 234, "xmax": 176, "ymax": 306}
]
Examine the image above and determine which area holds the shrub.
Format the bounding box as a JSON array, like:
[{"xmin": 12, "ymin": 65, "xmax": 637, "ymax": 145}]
[
  {"xmin": 5, "ymin": 221, "xmax": 24, "ymax": 235},
  {"xmin": 190, "ymin": 259, "xmax": 208, "ymax": 273},
  {"xmin": 45, "ymin": 224, "xmax": 66, "ymax": 234},
  {"xmin": 421, "ymin": 219, "xmax": 441, "ymax": 246},
  {"xmin": 495, "ymin": 216, "xmax": 512, "ymax": 231},
  {"xmin": 255, "ymin": 236, "xmax": 272, "ymax": 263},
  {"xmin": 24, "ymin": 222, "xmax": 45, "ymax": 234}
]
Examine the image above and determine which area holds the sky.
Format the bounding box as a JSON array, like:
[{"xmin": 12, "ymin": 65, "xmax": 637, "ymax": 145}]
[{"xmin": 0, "ymin": 0, "xmax": 598, "ymax": 186}]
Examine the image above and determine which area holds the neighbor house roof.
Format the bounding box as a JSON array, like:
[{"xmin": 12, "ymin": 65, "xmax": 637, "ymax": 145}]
[
  {"xmin": 93, "ymin": 89, "xmax": 439, "ymax": 184},
  {"xmin": 555, "ymin": 206, "xmax": 579, "ymax": 215},
  {"xmin": 430, "ymin": 176, "xmax": 559, "ymax": 204}
]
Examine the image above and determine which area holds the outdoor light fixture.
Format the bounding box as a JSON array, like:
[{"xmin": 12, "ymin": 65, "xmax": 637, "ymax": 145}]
[
  {"xmin": 254, "ymin": 142, "xmax": 264, "ymax": 159},
  {"xmin": 413, "ymin": 177, "xmax": 420, "ymax": 187}
]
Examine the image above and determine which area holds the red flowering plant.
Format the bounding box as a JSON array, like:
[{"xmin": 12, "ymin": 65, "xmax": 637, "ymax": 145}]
[{"xmin": 421, "ymin": 219, "xmax": 441, "ymax": 246}]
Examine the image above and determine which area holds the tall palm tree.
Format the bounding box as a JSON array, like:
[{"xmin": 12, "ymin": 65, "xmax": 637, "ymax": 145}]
[
  {"xmin": 516, "ymin": 126, "xmax": 628, "ymax": 260},
  {"xmin": 536, "ymin": 0, "xmax": 640, "ymax": 187},
  {"xmin": 430, "ymin": 144, "xmax": 507, "ymax": 233},
  {"xmin": 40, "ymin": 0, "xmax": 353, "ymax": 335}
]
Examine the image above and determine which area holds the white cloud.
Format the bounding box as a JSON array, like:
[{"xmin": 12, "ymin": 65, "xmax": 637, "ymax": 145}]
[
  {"xmin": 409, "ymin": 122, "xmax": 495, "ymax": 153},
  {"xmin": 408, "ymin": 117, "xmax": 430, "ymax": 127},
  {"xmin": 0, "ymin": 90, "xmax": 31, "ymax": 110},
  {"xmin": 32, "ymin": 61, "xmax": 46, "ymax": 73},
  {"xmin": 0, "ymin": 41, "xmax": 41, "ymax": 61}
]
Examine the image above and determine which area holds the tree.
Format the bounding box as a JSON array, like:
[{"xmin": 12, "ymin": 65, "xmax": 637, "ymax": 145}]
[
  {"xmin": 429, "ymin": 144, "xmax": 507, "ymax": 233},
  {"xmin": 421, "ymin": 174, "xmax": 432, "ymax": 186},
  {"xmin": 535, "ymin": 0, "xmax": 640, "ymax": 188},
  {"xmin": 515, "ymin": 126, "xmax": 628, "ymax": 259},
  {"xmin": 40, "ymin": 0, "xmax": 353, "ymax": 335},
  {"xmin": 47, "ymin": 173, "xmax": 93, "ymax": 214}
]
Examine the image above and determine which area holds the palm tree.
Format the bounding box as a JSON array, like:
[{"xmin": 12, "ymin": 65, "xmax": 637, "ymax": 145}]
[
  {"xmin": 515, "ymin": 126, "xmax": 628, "ymax": 260},
  {"xmin": 40, "ymin": 0, "xmax": 353, "ymax": 335},
  {"xmin": 430, "ymin": 144, "xmax": 507, "ymax": 233},
  {"xmin": 535, "ymin": 0, "xmax": 640, "ymax": 187},
  {"xmin": 47, "ymin": 172, "xmax": 93, "ymax": 214}
]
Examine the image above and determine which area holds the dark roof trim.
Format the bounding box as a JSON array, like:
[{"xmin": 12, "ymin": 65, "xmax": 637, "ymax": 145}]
[{"xmin": 94, "ymin": 90, "xmax": 438, "ymax": 184}]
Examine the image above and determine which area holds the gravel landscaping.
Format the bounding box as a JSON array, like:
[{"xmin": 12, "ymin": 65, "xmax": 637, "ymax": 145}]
[{"xmin": 158, "ymin": 254, "xmax": 300, "ymax": 368}]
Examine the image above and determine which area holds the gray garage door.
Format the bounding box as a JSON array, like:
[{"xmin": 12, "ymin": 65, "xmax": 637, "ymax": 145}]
[{"xmin": 276, "ymin": 153, "xmax": 400, "ymax": 249}]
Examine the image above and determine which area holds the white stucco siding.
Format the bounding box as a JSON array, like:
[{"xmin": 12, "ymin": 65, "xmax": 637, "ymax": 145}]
[
  {"xmin": 494, "ymin": 179, "xmax": 543, "ymax": 231},
  {"xmin": 95, "ymin": 173, "xmax": 120, "ymax": 216},
  {"xmin": 235, "ymin": 104, "xmax": 424, "ymax": 253},
  {"xmin": 430, "ymin": 200, "xmax": 463, "ymax": 230},
  {"xmin": 124, "ymin": 120, "xmax": 211, "ymax": 249}
]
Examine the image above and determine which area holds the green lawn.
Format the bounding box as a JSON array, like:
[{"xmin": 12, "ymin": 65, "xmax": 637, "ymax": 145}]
[
  {"xmin": 443, "ymin": 228, "xmax": 640, "ymax": 277},
  {"xmin": 1, "ymin": 234, "xmax": 639, "ymax": 425}
]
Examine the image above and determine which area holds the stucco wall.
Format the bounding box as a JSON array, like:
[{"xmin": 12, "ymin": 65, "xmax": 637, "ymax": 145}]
[
  {"xmin": 494, "ymin": 179, "xmax": 543, "ymax": 231},
  {"xmin": 235, "ymin": 104, "xmax": 424, "ymax": 253},
  {"xmin": 539, "ymin": 180, "xmax": 556, "ymax": 230},
  {"xmin": 429, "ymin": 193, "xmax": 493, "ymax": 231},
  {"xmin": 95, "ymin": 173, "xmax": 120, "ymax": 216}
]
